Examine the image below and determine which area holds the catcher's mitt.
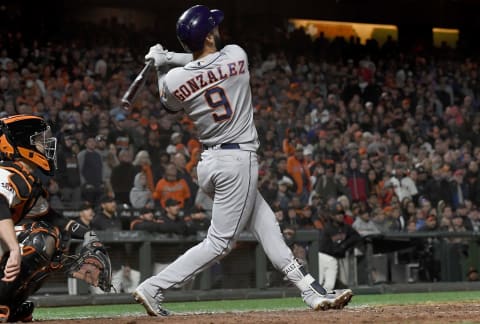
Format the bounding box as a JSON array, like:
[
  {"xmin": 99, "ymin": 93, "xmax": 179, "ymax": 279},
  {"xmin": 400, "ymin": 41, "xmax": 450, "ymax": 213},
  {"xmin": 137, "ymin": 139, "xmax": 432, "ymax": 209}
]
[{"xmin": 67, "ymin": 231, "xmax": 112, "ymax": 292}]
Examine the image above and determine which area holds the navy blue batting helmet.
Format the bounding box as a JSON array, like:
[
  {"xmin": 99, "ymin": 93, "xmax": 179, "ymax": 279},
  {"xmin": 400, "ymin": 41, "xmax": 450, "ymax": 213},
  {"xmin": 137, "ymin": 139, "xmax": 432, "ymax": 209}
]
[{"xmin": 176, "ymin": 5, "xmax": 224, "ymax": 53}]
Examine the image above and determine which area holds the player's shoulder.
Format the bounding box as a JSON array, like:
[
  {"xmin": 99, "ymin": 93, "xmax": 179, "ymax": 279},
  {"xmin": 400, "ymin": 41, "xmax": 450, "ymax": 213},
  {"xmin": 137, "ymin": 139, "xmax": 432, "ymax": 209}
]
[
  {"xmin": 0, "ymin": 166, "xmax": 29, "ymax": 204},
  {"xmin": 165, "ymin": 66, "xmax": 186, "ymax": 80},
  {"xmin": 163, "ymin": 66, "xmax": 189, "ymax": 89},
  {"xmin": 222, "ymin": 44, "xmax": 247, "ymax": 56}
]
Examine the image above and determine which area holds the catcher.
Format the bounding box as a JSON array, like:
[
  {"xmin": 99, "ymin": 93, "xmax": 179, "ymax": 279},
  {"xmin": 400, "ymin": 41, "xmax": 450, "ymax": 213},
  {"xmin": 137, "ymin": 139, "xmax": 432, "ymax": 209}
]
[{"xmin": 0, "ymin": 114, "xmax": 112, "ymax": 323}]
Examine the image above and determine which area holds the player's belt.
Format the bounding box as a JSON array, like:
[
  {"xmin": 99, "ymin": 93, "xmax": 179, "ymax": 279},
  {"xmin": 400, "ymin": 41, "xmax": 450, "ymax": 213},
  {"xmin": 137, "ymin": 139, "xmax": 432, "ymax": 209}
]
[{"xmin": 203, "ymin": 143, "xmax": 240, "ymax": 150}]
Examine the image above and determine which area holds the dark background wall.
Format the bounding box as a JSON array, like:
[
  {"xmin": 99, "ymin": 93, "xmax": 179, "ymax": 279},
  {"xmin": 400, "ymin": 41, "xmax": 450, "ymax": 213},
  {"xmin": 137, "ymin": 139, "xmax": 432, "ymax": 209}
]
[{"xmin": 1, "ymin": 0, "xmax": 479, "ymax": 52}]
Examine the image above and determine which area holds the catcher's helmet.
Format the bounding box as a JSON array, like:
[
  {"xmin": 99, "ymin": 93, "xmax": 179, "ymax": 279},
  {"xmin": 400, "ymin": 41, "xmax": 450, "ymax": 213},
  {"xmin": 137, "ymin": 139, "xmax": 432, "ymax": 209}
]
[
  {"xmin": 0, "ymin": 114, "xmax": 57, "ymax": 175},
  {"xmin": 176, "ymin": 5, "xmax": 224, "ymax": 53}
]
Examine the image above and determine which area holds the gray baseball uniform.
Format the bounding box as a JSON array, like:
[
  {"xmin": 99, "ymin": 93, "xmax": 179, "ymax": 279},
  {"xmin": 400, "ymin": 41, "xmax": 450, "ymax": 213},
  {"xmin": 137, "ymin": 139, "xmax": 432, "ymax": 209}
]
[{"xmin": 142, "ymin": 44, "xmax": 295, "ymax": 289}]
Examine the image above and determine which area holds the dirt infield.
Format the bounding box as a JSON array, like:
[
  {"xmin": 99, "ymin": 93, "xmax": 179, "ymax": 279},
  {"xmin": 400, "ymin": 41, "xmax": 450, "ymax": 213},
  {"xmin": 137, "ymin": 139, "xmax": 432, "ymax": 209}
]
[{"xmin": 35, "ymin": 302, "xmax": 480, "ymax": 323}]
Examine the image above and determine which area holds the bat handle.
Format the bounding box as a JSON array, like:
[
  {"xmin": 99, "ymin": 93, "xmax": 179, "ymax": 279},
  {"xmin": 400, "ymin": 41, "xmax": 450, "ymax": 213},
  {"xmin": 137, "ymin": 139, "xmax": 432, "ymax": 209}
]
[{"xmin": 121, "ymin": 60, "xmax": 155, "ymax": 111}]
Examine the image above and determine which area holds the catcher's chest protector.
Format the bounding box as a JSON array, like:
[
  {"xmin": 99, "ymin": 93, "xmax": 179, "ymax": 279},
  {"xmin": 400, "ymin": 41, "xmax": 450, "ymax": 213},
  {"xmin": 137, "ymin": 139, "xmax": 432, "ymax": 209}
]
[{"xmin": 0, "ymin": 161, "xmax": 45, "ymax": 223}]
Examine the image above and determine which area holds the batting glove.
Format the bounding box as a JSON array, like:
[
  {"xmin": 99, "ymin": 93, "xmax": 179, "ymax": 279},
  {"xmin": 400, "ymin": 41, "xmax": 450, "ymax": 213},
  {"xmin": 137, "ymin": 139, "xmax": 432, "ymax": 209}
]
[{"xmin": 145, "ymin": 44, "xmax": 169, "ymax": 68}]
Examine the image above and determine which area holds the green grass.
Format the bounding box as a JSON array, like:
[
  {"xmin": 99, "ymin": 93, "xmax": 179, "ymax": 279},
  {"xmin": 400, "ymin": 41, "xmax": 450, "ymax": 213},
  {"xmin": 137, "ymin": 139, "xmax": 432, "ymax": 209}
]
[{"xmin": 34, "ymin": 291, "xmax": 480, "ymax": 320}]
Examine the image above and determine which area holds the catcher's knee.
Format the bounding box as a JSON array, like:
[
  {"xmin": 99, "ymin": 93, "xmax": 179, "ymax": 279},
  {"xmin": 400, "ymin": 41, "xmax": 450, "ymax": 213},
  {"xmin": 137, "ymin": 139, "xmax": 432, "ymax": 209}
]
[{"xmin": 19, "ymin": 222, "xmax": 62, "ymax": 266}]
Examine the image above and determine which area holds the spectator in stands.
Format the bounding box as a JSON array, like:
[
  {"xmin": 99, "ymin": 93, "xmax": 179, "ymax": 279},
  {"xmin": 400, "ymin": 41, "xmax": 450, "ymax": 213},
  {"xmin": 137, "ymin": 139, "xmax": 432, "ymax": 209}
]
[
  {"xmin": 78, "ymin": 136, "xmax": 104, "ymax": 206},
  {"xmin": 107, "ymin": 113, "xmax": 131, "ymax": 148},
  {"xmin": 183, "ymin": 206, "xmax": 211, "ymax": 234},
  {"xmin": 370, "ymin": 207, "xmax": 390, "ymax": 233},
  {"xmin": 465, "ymin": 160, "xmax": 480, "ymax": 206},
  {"xmin": 56, "ymin": 134, "xmax": 82, "ymax": 209},
  {"xmin": 80, "ymin": 106, "xmax": 99, "ymax": 139},
  {"xmin": 111, "ymin": 265, "xmax": 141, "ymax": 294},
  {"xmin": 159, "ymin": 199, "xmax": 190, "ymax": 235},
  {"xmin": 282, "ymin": 128, "xmax": 298, "ymax": 156},
  {"xmin": 129, "ymin": 172, "xmax": 154, "ymax": 210},
  {"xmin": 424, "ymin": 164, "xmax": 452, "ymax": 208},
  {"xmin": 132, "ymin": 150, "xmax": 155, "ymax": 193},
  {"xmin": 287, "ymin": 144, "xmax": 311, "ymax": 203},
  {"xmin": 297, "ymin": 205, "xmax": 317, "ymax": 229},
  {"xmin": 153, "ymin": 163, "xmax": 191, "ymax": 209},
  {"xmin": 389, "ymin": 202, "xmax": 406, "ymax": 231},
  {"xmin": 171, "ymin": 152, "xmax": 197, "ymax": 210},
  {"xmin": 272, "ymin": 156, "xmax": 297, "ymax": 194},
  {"xmin": 110, "ymin": 149, "xmax": 137, "ymax": 205},
  {"xmin": 345, "ymin": 157, "xmax": 368, "ymax": 203},
  {"xmin": 186, "ymin": 147, "xmax": 201, "ymax": 175},
  {"xmin": 401, "ymin": 198, "xmax": 417, "ymax": 223},
  {"xmin": 314, "ymin": 163, "xmax": 341, "ymax": 204},
  {"xmin": 130, "ymin": 207, "xmax": 164, "ymax": 232},
  {"xmin": 418, "ymin": 214, "xmax": 439, "ymax": 232},
  {"xmin": 284, "ymin": 204, "xmax": 301, "ymax": 228},
  {"xmin": 145, "ymin": 130, "xmax": 166, "ymax": 178},
  {"xmin": 73, "ymin": 201, "xmax": 95, "ymax": 229},
  {"xmin": 95, "ymin": 134, "xmax": 119, "ymax": 196},
  {"xmin": 167, "ymin": 132, "xmax": 189, "ymax": 158},
  {"xmin": 47, "ymin": 179, "xmax": 63, "ymax": 210},
  {"xmin": 450, "ymin": 169, "xmax": 468, "ymax": 211},
  {"xmin": 468, "ymin": 207, "xmax": 480, "ymax": 232},
  {"xmin": 276, "ymin": 176, "xmax": 295, "ymax": 211},
  {"xmin": 455, "ymin": 202, "xmax": 474, "ymax": 231},
  {"xmin": 91, "ymin": 196, "xmax": 122, "ymax": 231},
  {"xmin": 318, "ymin": 204, "xmax": 361, "ymax": 290},
  {"xmin": 352, "ymin": 209, "xmax": 380, "ymax": 236}
]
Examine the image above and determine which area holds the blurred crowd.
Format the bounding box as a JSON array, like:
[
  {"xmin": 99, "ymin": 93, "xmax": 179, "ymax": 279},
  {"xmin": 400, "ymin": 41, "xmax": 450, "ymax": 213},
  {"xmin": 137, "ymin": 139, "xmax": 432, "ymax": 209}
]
[{"xmin": 2, "ymin": 22, "xmax": 480, "ymax": 283}]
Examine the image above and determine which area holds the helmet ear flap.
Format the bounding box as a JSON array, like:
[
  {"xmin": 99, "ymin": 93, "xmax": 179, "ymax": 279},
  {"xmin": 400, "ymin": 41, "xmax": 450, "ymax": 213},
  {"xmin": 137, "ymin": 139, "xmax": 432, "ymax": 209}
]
[{"xmin": 0, "ymin": 122, "xmax": 17, "ymax": 160}]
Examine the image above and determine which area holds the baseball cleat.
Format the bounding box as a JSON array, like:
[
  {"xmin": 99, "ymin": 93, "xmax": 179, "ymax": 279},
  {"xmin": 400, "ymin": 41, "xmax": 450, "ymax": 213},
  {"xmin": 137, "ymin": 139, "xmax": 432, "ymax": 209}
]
[
  {"xmin": 8, "ymin": 301, "xmax": 35, "ymax": 322},
  {"xmin": 133, "ymin": 288, "xmax": 170, "ymax": 316},
  {"xmin": 302, "ymin": 288, "xmax": 334, "ymax": 310},
  {"xmin": 302, "ymin": 288, "xmax": 353, "ymax": 311},
  {"xmin": 329, "ymin": 289, "xmax": 353, "ymax": 309}
]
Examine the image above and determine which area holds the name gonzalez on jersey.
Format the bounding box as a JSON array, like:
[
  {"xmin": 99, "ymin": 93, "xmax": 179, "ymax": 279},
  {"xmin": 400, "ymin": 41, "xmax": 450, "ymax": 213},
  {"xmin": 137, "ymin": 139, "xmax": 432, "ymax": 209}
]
[{"xmin": 173, "ymin": 59, "xmax": 246, "ymax": 102}]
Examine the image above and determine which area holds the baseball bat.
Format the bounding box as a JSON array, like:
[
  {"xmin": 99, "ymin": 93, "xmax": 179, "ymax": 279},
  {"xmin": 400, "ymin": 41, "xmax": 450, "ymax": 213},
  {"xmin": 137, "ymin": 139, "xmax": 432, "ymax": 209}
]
[{"xmin": 121, "ymin": 59, "xmax": 154, "ymax": 111}]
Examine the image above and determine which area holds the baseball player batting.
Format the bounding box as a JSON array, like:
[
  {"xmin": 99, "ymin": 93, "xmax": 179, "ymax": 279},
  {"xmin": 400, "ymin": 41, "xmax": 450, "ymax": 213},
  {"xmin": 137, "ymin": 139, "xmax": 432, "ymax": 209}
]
[{"xmin": 133, "ymin": 5, "xmax": 353, "ymax": 316}]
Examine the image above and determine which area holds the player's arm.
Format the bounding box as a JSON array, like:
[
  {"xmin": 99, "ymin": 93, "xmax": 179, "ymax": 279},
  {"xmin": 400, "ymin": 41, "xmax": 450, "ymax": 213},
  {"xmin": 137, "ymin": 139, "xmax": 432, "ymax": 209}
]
[
  {"xmin": 0, "ymin": 197, "xmax": 21, "ymax": 282},
  {"xmin": 145, "ymin": 44, "xmax": 192, "ymax": 69},
  {"xmin": 40, "ymin": 207, "xmax": 91, "ymax": 239},
  {"xmin": 145, "ymin": 44, "xmax": 187, "ymax": 114}
]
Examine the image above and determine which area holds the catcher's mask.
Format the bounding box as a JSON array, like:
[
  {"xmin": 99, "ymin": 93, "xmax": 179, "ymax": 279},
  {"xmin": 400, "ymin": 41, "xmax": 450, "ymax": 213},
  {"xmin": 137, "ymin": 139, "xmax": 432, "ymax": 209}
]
[{"xmin": 0, "ymin": 114, "xmax": 57, "ymax": 175}]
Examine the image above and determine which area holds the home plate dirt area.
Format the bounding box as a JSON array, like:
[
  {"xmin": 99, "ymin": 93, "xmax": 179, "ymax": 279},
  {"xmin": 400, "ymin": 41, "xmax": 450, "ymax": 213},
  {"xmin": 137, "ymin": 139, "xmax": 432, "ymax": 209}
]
[{"xmin": 36, "ymin": 302, "xmax": 480, "ymax": 324}]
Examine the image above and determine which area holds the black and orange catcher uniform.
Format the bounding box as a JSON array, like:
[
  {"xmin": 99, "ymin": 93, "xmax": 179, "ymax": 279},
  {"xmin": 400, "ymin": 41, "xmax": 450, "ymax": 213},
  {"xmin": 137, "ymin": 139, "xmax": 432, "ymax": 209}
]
[{"xmin": 0, "ymin": 115, "xmax": 111, "ymax": 323}]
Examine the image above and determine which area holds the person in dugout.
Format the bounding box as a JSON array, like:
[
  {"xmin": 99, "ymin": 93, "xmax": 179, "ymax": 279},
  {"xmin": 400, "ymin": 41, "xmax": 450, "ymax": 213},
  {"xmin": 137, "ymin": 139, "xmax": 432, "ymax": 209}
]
[{"xmin": 0, "ymin": 114, "xmax": 111, "ymax": 322}]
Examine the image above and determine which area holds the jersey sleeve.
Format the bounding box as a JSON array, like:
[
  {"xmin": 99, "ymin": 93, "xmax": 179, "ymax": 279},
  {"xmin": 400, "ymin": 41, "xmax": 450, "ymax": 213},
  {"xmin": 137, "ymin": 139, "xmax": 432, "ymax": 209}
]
[
  {"xmin": 0, "ymin": 169, "xmax": 18, "ymax": 207},
  {"xmin": 159, "ymin": 72, "xmax": 183, "ymax": 113}
]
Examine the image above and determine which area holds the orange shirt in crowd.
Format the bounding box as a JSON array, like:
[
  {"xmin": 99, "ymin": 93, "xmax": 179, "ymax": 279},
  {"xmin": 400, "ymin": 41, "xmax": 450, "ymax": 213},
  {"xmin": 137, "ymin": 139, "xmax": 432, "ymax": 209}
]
[
  {"xmin": 187, "ymin": 138, "xmax": 201, "ymax": 155},
  {"xmin": 186, "ymin": 147, "xmax": 201, "ymax": 173},
  {"xmin": 287, "ymin": 156, "xmax": 311, "ymax": 195},
  {"xmin": 142, "ymin": 164, "xmax": 155, "ymax": 193},
  {"xmin": 282, "ymin": 139, "xmax": 296, "ymax": 156},
  {"xmin": 153, "ymin": 178, "xmax": 191, "ymax": 209}
]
